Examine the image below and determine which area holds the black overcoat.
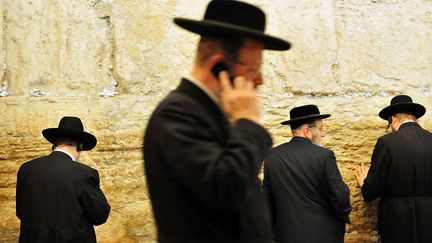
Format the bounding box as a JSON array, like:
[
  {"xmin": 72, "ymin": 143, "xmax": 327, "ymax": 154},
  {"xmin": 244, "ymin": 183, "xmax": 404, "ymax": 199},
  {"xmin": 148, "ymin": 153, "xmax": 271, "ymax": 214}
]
[
  {"xmin": 143, "ymin": 79, "xmax": 274, "ymax": 243},
  {"xmin": 362, "ymin": 122, "xmax": 432, "ymax": 243},
  {"xmin": 262, "ymin": 137, "xmax": 351, "ymax": 243},
  {"xmin": 16, "ymin": 151, "xmax": 111, "ymax": 243}
]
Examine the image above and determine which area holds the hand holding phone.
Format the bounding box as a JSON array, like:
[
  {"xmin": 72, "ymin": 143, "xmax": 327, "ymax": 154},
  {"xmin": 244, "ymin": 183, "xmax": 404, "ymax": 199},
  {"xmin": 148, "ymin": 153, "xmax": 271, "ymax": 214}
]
[
  {"xmin": 211, "ymin": 61, "xmax": 233, "ymax": 84},
  {"xmin": 215, "ymin": 62, "xmax": 261, "ymax": 124}
]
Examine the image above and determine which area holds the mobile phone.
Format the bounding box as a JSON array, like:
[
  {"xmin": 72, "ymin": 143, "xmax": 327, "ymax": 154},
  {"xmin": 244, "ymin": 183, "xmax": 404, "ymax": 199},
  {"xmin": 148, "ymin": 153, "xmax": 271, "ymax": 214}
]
[{"xmin": 211, "ymin": 61, "xmax": 233, "ymax": 84}]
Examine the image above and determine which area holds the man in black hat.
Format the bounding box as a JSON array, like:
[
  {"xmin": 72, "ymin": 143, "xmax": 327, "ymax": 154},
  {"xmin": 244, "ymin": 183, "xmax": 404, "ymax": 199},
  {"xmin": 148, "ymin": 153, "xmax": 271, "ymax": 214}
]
[
  {"xmin": 16, "ymin": 116, "xmax": 110, "ymax": 243},
  {"xmin": 262, "ymin": 105, "xmax": 351, "ymax": 243},
  {"xmin": 355, "ymin": 95, "xmax": 432, "ymax": 243},
  {"xmin": 143, "ymin": 0, "xmax": 290, "ymax": 242}
]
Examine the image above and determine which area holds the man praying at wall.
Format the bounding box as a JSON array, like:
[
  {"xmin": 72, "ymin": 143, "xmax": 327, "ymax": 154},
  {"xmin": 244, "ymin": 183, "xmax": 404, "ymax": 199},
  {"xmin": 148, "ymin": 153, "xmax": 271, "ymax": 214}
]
[
  {"xmin": 356, "ymin": 94, "xmax": 432, "ymax": 243},
  {"xmin": 263, "ymin": 105, "xmax": 351, "ymax": 243},
  {"xmin": 16, "ymin": 116, "xmax": 110, "ymax": 243}
]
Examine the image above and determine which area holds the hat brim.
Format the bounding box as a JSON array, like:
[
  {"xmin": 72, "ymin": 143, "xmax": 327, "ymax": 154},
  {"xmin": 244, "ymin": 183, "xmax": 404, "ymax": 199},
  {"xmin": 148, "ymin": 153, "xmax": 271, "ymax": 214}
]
[
  {"xmin": 42, "ymin": 128, "xmax": 97, "ymax": 151},
  {"xmin": 281, "ymin": 114, "xmax": 331, "ymax": 125},
  {"xmin": 379, "ymin": 103, "xmax": 426, "ymax": 120},
  {"xmin": 174, "ymin": 18, "xmax": 291, "ymax": 51}
]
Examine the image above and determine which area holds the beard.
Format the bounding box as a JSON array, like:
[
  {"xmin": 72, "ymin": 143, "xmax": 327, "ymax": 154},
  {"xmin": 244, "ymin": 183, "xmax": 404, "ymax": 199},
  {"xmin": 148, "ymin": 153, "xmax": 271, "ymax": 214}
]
[
  {"xmin": 310, "ymin": 129, "xmax": 322, "ymax": 146},
  {"xmin": 311, "ymin": 135, "xmax": 322, "ymax": 146}
]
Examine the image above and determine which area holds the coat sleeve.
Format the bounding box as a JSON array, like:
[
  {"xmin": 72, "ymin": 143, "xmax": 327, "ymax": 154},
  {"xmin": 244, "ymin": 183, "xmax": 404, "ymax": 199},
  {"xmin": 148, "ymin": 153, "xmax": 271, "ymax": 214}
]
[
  {"xmin": 325, "ymin": 150, "xmax": 352, "ymax": 223},
  {"xmin": 362, "ymin": 137, "xmax": 390, "ymax": 202},
  {"xmin": 262, "ymin": 160, "xmax": 276, "ymax": 229},
  {"xmin": 155, "ymin": 105, "xmax": 273, "ymax": 212},
  {"xmin": 80, "ymin": 169, "xmax": 111, "ymax": 225}
]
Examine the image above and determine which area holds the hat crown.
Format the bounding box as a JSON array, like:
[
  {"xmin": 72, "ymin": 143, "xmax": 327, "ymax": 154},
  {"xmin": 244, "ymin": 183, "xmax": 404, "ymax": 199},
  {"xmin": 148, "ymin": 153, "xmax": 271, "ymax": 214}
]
[
  {"xmin": 42, "ymin": 116, "xmax": 97, "ymax": 151},
  {"xmin": 281, "ymin": 104, "xmax": 330, "ymax": 127},
  {"xmin": 173, "ymin": 0, "xmax": 291, "ymax": 50},
  {"xmin": 58, "ymin": 116, "xmax": 84, "ymax": 132},
  {"xmin": 204, "ymin": 1, "xmax": 266, "ymax": 33},
  {"xmin": 390, "ymin": 95, "xmax": 413, "ymax": 105},
  {"xmin": 378, "ymin": 94, "xmax": 426, "ymax": 120},
  {"xmin": 290, "ymin": 105, "xmax": 321, "ymax": 120}
]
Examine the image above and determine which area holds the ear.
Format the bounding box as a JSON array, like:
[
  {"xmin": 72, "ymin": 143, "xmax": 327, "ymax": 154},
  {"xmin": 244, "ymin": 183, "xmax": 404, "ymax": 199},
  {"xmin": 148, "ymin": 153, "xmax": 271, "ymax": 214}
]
[
  {"xmin": 302, "ymin": 126, "xmax": 309, "ymax": 138},
  {"xmin": 209, "ymin": 54, "xmax": 225, "ymax": 69}
]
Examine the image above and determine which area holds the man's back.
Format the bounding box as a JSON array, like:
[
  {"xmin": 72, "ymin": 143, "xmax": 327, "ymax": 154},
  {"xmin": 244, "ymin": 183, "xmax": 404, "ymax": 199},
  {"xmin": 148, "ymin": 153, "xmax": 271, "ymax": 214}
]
[
  {"xmin": 379, "ymin": 122, "xmax": 432, "ymax": 197},
  {"xmin": 17, "ymin": 151, "xmax": 110, "ymax": 243},
  {"xmin": 362, "ymin": 122, "xmax": 432, "ymax": 243},
  {"xmin": 263, "ymin": 137, "xmax": 350, "ymax": 243}
]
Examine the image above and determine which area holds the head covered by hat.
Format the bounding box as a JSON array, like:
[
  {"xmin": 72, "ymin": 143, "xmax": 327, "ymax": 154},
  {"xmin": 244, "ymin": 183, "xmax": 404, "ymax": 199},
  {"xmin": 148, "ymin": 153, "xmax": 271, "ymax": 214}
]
[
  {"xmin": 281, "ymin": 105, "xmax": 331, "ymax": 129},
  {"xmin": 173, "ymin": 0, "xmax": 291, "ymax": 51},
  {"xmin": 42, "ymin": 116, "xmax": 97, "ymax": 151},
  {"xmin": 378, "ymin": 95, "xmax": 426, "ymax": 120}
]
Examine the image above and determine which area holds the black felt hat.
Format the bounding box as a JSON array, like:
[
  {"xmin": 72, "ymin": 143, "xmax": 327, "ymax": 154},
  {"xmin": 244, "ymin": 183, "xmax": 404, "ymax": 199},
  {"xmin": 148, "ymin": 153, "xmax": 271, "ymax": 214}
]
[
  {"xmin": 378, "ymin": 95, "xmax": 426, "ymax": 120},
  {"xmin": 281, "ymin": 105, "xmax": 330, "ymax": 128},
  {"xmin": 173, "ymin": 0, "xmax": 291, "ymax": 51},
  {"xmin": 42, "ymin": 116, "xmax": 97, "ymax": 151}
]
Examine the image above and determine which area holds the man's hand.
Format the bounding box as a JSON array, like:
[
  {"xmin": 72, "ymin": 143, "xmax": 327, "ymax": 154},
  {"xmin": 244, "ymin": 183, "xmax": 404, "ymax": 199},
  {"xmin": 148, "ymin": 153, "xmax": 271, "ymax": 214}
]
[
  {"xmin": 219, "ymin": 71, "xmax": 260, "ymax": 124},
  {"xmin": 355, "ymin": 163, "xmax": 369, "ymax": 187}
]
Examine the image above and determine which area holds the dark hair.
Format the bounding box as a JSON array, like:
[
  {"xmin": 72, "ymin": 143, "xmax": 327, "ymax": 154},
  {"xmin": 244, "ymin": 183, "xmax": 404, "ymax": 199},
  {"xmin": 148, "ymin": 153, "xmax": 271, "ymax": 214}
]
[
  {"xmin": 290, "ymin": 119, "xmax": 317, "ymax": 131},
  {"xmin": 51, "ymin": 137, "xmax": 83, "ymax": 151},
  {"xmin": 196, "ymin": 36, "xmax": 244, "ymax": 72},
  {"xmin": 386, "ymin": 116, "xmax": 392, "ymax": 132},
  {"xmin": 386, "ymin": 113, "xmax": 416, "ymax": 132}
]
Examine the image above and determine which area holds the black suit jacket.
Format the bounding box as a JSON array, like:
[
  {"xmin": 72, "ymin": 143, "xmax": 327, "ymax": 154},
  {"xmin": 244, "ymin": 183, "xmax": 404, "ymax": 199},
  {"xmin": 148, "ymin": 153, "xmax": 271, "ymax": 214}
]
[
  {"xmin": 262, "ymin": 137, "xmax": 351, "ymax": 243},
  {"xmin": 362, "ymin": 122, "xmax": 432, "ymax": 243},
  {"xmin": 16, "ymin": 151, "xmax": 110, "ymax": 243},
  {"xmin": 144, "ymin": 79, "xmax": 274, "ymax": 242}
]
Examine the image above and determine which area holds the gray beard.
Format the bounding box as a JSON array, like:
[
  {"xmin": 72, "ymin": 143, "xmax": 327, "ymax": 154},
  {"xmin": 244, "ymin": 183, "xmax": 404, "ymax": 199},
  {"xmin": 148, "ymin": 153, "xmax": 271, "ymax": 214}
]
[{"xmin": 311, "ymin": 139, "xmax": 322, "ymax": 146}]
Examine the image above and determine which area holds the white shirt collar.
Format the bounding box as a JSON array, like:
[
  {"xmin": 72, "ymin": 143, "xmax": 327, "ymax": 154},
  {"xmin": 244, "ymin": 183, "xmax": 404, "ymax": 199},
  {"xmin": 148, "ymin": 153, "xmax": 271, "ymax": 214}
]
[
  {"xmin": 396, "ymin": 119, "xmax": 415, "ymax": 131},
  {"xmin": 54, "ymin": 149, "xmax": 75, "ymax": 161},
  {"xmin": 184, "ymin": 74, "xmax": 220, "ymax": 105}
]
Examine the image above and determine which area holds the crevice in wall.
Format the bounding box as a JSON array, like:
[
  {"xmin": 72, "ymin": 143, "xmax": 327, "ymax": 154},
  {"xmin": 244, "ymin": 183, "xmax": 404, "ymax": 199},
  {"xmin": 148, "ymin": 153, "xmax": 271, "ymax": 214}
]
[
  {"xmin": 108, "ymin": 22, "xmax": 126, "ymax": 95},
  {"xmin": 98, "ymin": 15, "xmax": 118, "ymax": 97},
  {"xmin": 330, "ymin": 0, "xmax": 342, "ymax": 93},
  {"xmin": 265, "ymin": 90, "xmax": 394, "ymax": 100},
  {"xmin": 0, "ymin": 3, "xmax": 9, "ymax": 97},
  {"xmin": 94, "ymin": 1, "xmax": 121, "ymax": 97}
]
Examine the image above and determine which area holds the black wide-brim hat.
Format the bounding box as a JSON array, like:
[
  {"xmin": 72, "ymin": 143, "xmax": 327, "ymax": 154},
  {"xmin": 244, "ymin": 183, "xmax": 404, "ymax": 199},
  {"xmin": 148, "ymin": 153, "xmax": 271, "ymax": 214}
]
[
  {"xmin": 379, "ymin": 95, "xmax": 426, "ymax": 120},
  {"xmin": 281, "ymin": 105, "xmax": 330, "ymax": 126},
  {"xmin": 173, "ymin": 0, "xmax": 291, "ymax": 51},
  {"xmin": 42, "ymin": 116, "xmax": 97, "ymax": 151}
]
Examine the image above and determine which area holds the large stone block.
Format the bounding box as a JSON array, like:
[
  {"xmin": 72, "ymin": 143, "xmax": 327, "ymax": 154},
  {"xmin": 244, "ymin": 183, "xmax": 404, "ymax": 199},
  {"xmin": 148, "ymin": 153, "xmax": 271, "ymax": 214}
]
[{"xmin": 5, "ymin": 0, "xmax": 112, "ymax": 96}]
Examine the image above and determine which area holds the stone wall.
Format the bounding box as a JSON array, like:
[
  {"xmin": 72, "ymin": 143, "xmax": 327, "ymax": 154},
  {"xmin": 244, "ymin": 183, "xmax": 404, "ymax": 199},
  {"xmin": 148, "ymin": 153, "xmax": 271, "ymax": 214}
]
[{"xmin": 1, "ymin": 0, "xmax": 431, "ymax": 242}]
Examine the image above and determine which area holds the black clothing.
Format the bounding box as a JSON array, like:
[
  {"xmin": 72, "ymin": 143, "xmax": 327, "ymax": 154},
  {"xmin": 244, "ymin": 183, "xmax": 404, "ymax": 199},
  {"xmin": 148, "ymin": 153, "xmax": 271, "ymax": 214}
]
[
  {"xmin": 263, "ymin": 137, "xmax": 351, "ymax": 243},
  {"xmin": 16, "ymin": 151, "xmax": 110, "ymax": 243},
  {"xmin": 362, "ymin": 122, "xmax": 432, "ymax": 243},
  {"xmin": 144, "ymin": 79, "xmax": 274, "ymax": 242}
]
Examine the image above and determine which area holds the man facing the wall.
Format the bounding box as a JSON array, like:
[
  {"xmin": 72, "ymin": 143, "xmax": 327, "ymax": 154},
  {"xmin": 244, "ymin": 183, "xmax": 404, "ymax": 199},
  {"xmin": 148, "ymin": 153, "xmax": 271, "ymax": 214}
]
[
  {"xmin": 143, "ymin": 0, "xmax": 290, "ymax": 242},
  {"xmin": 356, "ymin": 95, "xmax": 432, "ymax": 243},
  {"xmin": 263, "ymin": 105, "xmax": 351, "ymax": 243},
  {"xmin": 16, "ymin": 116, "xmax": 110, "ymax": 243}
]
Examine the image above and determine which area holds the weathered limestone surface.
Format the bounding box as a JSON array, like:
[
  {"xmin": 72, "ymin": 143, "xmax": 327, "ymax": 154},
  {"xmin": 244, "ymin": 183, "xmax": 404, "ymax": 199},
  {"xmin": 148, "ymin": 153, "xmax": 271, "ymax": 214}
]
[{"xmin": 1, "ymin": 0, "xmax": 431, "ymax": 242}]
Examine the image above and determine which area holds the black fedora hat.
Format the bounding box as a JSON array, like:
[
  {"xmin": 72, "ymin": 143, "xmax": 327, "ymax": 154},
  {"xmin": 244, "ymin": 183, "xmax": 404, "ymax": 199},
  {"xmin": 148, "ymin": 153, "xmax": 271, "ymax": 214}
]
[
  {"xmin": 379, "ymin": 95, "xmax": 426, "ymax": 120},
  {"xmin": 173, "ymin": 0, "xmax": 291, "ymax": 51},
  {"xmin": 42, "ymin": 116, "xmax": 97, "ymax": 151},
  {"xmin": 281, "ymin": 105, "xmax": 331, "ymax": 127}
]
